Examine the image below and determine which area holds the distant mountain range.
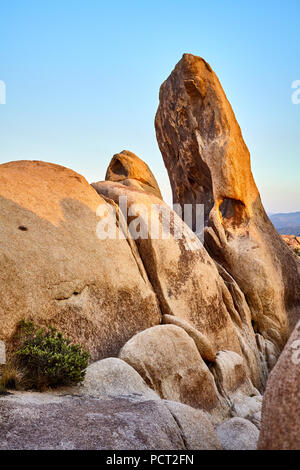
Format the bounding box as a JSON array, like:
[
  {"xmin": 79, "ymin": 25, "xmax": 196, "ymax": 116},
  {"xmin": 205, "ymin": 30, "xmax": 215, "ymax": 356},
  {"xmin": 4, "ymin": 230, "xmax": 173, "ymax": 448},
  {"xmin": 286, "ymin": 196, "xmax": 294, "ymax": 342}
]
[{"xmin": 269, "ymin": 211, "xmax": 300, "ymax": 236}]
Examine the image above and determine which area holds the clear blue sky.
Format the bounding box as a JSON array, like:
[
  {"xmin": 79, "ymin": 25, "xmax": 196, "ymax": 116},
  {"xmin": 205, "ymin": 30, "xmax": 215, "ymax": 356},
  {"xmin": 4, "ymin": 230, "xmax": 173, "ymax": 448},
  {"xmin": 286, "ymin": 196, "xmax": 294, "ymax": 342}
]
[{"xmin": 0, "ymin": 0, "xmax": 299, "ymax": 212}]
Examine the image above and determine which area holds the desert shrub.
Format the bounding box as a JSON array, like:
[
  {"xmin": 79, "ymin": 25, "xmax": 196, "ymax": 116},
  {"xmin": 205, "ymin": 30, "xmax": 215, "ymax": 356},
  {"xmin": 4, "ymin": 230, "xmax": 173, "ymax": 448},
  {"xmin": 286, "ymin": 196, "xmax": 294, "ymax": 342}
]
[
  {"xmin": 0, "ymin": 357, "xmax": 26, "ymax": 390},
  {"xmin": 12, "ymin": 320, "xmax": 90, "ymax": 390},
  {"xmin": 294, "ymin": 248, "xmax": 300, "ymax": 257},
  {"xmin": 0, "ymin": 382, "xmax": 8, "ymax": 395}
]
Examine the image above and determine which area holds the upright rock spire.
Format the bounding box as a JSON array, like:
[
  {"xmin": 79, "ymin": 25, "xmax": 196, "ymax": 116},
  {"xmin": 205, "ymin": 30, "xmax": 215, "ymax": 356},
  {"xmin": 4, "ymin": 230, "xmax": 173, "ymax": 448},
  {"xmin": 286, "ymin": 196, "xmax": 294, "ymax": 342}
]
[
  {"xmin": 155, "ymin": 53, "xmax": 258, "ymax": 223},
  {"xmin": 155, "ymin": 53, "xmax": 300, "ymax": 348},
  {"xmin": 105, "ymin": 150, "xmax": 162, "ymax": 199}
]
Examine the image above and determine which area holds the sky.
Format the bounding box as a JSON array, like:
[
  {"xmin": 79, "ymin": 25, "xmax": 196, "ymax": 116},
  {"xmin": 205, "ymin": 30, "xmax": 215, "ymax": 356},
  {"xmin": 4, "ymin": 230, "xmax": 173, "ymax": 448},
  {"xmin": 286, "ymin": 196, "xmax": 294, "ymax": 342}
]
[{"xmin": 0, "ymin": 0, "xmax": 299, "ymax": 213}]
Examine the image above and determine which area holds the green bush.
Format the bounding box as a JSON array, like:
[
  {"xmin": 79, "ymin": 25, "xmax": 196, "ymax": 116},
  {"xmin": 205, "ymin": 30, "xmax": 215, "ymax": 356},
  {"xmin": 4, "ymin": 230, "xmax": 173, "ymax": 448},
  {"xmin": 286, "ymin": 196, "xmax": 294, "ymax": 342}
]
[{"xmin": 14, "ymin": 320, "xmax": 90, "ymax": 390}]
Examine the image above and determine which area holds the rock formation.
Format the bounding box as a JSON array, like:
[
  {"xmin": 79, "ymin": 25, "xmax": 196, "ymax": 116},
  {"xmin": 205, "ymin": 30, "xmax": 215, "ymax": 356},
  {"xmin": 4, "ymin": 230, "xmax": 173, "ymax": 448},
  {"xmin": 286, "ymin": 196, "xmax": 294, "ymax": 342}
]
[
  {"xmin": 155, "ymin": 53, "xmax": 300, "ymax": 350},
  {"xmin": 92, "ymin": 151, "xmax": 267, "ymax": 422},
  {"xmin": 0, "ymin": 55, "xmax": 299, "ymax": 450},
  {"xmin": 0, "ymin": 160, "xmax": 161, "ymax": 359},
  {"xmin": 96, "ymin": 170, "xmax": 272, "ymax": 388},
  {"xmin": 119, "ymin": 325, "xmax": 222, "ymax": 413},
  {"xmin": 67, "ymin": 357, "xmax": 160, "ymax": 401},
  {"xmin": 216, "ymin": 417, "xmax": 259, "ymax": 450},
  {"xmin": 0, "ymin": 391, "xmax": 222, "ymax": 450},
  {"xmin": 105, "ymin": 150, "xmax": 162, "ymax": 199},
  {"xmin": 118, "ymin": 325, "xmax": 263, "ymax": 424},
  {"xmin": 281, "ymin": 234, "xmax": 300, "ymax": 252},
  {"xmin": 92, "ymin": 179, "xmax": 246, "ymax": 360},
  {"xmin": 258, "ymin": 320, "xmax": 300, "ymax": 450}
]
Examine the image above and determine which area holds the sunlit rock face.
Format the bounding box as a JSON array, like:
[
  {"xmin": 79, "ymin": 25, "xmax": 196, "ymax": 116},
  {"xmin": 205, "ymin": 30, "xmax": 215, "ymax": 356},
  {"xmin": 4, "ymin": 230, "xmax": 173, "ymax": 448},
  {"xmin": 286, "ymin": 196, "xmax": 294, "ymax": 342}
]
[
  {"xmin": 105, "ymin": 150, "xmax": 163, "ymax": 200},
  {"xmin": 91, "ymin": 178, "xmax": 243, "ymax": 359},
  {"xmin": 93, "ymin": 152, "xmax": 268, "ymax": 393},
  {"xmin": 155, "ymin": 53, "xmax": 300, "ymax": 349},
  {"xmin": 0, "ymin": 160, "xmax": 161, "ymax": 359}
]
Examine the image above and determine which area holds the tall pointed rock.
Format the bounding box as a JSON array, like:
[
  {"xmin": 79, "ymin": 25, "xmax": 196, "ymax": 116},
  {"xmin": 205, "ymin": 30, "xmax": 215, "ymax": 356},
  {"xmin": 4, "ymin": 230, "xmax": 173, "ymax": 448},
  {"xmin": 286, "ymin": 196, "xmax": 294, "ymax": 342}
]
[{"xmin": 155, "ymin": 53, "xmax": 300, "ymax": 348}]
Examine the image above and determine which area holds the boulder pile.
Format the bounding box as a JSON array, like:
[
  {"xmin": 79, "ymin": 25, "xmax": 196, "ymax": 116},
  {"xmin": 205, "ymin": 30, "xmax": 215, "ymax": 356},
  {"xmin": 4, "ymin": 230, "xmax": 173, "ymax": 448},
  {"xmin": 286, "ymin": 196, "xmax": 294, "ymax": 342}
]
[{"xmin": 0, "ymin": 54, "xmax": 299, "ymax": 450}]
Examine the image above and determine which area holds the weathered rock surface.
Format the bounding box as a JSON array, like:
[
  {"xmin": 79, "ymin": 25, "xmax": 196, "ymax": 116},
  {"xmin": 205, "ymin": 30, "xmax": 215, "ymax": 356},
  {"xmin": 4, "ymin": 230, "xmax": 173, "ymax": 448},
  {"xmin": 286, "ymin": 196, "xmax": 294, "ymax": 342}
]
[
  {"xmin": 155, "ymin": 53, "xmax": 300, "ymax": 350},
  {"xmin": 0, "ymin": 160, "xmax": 161, "ymax": 359},
  {"xmin": 255, "ymin": 333, "xmax": 280, "ymax": 377},
  {"xmin": 216, "ymin": 417, "xmax": 259, "ymax": 450},
  {"xmin": 118, "ymin": 324, "xmax": 267, "ymax": 425},
  {"xmin": 210, "ymin": 350, "xmax": 262, "ymax": 427},
  {"xmin": 105, "ymin": 150, "xmax": 162, "ymax": 199},
  {"xmin": 281, "ymin": 234, "xmax": 300, "ymax": 252},
  {"xmin": 0, "ymin": 392, "xmax": 221, "ymax": 450},
  {"xmin": 163, "ymin": 400, "xmax": 222, "ymax": 450},
  {"xmin": 1, "ymin": 55, "xmax": 297, "ymax": 451},
  {"xmin": 93, "ymin": 154, "xmax": 267, "ymax": 391},
  {"xmin": 162, "ymin": 314, "xmax": 216, "ymax": 362},
  {"xmin": 258, "ymin": 320, "xmax": 300, "ymax": 450},
  {"xmin": 232, "ymin": 395, "xmax": 262, "ymax": 429},
  {"xmin": 0, "ymin": 155, "xmax": 269, "ymax": 422},
  {"xmin": 119, "ymin": 325, "xmax": 221, "ymax": 412},
  {"xmin": 65, "ymin": 358, "xmax": 159, "ymax": 400},
  {"xmin": 92, "ymin": 177, "xmax": 250, "ymax": 361},
  {"xmin": 211, "ymin": 351, "xmax": 258, "ymax": 399}
]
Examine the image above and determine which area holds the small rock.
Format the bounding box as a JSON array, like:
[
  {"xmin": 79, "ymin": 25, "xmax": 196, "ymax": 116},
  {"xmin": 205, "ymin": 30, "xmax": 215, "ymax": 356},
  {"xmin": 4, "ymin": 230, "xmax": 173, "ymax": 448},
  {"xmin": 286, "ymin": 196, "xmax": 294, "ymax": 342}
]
[
  {"xmin": 232, "ymin": 395, "xmax": 262, "ymax": 429},
  {"xmin": 164, "ymin": 400, "xmax": 222, "ymax": 450},
  {"xmin": 119, "ymin": 324, "xmax": 220, "ymax": 411},
  {"xmin": 65, "ymin": 357, "xmax": 159, "ymax": 401},
  {"xmin": 216, "ymin": 417, "xmax": 259, "ymax": 450}
]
